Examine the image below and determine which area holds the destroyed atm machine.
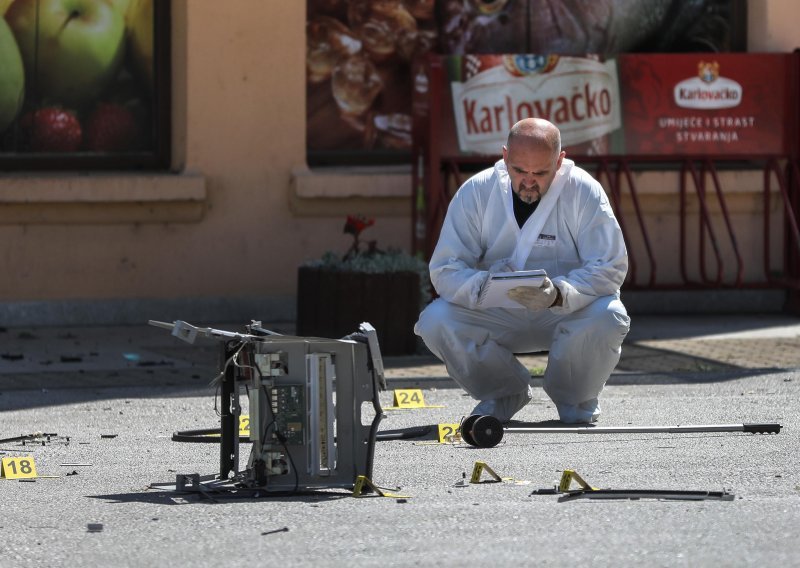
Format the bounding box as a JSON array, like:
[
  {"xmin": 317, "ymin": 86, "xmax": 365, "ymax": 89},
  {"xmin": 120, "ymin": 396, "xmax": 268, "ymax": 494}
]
[{"xmin": 150, "ymin": 320, "xmax": 386, "ymax": 493}]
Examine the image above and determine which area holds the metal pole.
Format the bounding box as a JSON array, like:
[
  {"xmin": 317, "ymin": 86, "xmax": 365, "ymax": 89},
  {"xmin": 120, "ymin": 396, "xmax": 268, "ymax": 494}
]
[
  {"xmin": 504, "ymin": 423, "xmax": 781, "ymax": 435},
  {"xmin": 219, "ymin": 342, "xmax": 238, "ymax": 479},
  {"xmin": 462, "ymin": 414, "xmax": 781, "ymax": 448}
]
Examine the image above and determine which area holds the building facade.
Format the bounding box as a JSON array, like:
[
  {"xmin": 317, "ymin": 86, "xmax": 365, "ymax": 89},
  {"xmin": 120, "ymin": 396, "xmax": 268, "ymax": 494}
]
[{"xmin": 0, "ymin": 0, "xmax": 797, "ymax": 325}]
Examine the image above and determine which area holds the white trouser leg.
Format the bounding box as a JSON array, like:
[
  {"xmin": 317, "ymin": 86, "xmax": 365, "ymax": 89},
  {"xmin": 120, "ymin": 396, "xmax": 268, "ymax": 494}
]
[
  {"xmin": 414, "ymin": 299, "xmax": 536, "ymax": 401},
  {"xmin": 415, "ymin": 295, "xmax": 630, "ymax": 423},
  {"xmin": 542, "ymin": 296, "xmax": 630, "ymax": 423}
]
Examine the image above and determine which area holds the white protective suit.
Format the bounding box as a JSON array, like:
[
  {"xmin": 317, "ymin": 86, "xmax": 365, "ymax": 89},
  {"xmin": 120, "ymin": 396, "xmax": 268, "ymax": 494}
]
[{"xmin": 414, "ymin": 158, "xmax": 630, "ymax": 423}]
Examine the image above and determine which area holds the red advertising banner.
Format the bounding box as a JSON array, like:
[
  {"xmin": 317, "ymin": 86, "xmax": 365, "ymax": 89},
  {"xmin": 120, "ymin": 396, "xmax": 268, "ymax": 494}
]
[
  {"xmin": 619, "ymin": 53, "xmax": 791, "ymax": 156},
  {"xmin": 411, "ymin": 52, "xmax": 797, "ymax": 260},
  {"xmin": 417, "ymin": 53, "xmax": 793, "ymax": 159}
]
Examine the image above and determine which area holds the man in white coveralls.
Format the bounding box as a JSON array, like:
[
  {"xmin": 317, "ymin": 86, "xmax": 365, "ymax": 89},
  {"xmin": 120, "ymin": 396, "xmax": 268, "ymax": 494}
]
[{"xmin": 415, "ymin": 118, "xmax": 630, "ymax": 424}]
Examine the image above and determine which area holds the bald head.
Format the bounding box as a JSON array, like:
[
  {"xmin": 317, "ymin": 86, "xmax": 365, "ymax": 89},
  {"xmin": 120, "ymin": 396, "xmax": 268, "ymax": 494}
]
[
  {"xmin": 506, "ymin": 118, "xmax": 561, "ymax": 158},
  {"xmin": 502, "ymin": 118, "xmax": 566, "ymax": 204}
]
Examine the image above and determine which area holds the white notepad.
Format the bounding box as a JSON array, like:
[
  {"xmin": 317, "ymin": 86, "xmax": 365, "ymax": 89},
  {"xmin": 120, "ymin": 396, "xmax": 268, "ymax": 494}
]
[{"xmin": 478, "ymin": 269, "xmax": 547, "ymax": 309}]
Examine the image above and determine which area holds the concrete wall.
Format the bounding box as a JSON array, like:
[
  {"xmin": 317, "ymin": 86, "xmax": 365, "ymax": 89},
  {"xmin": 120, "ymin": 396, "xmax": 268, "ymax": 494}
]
[
  {"xmin": 748, "ymin": 0, "xmax": 800, "ymax": 52},
  {"xmin": 0, "ymin": 0, "xmax": 798, "ymax": 325},
  {"xmin": 0, "ymin": 1, "xmax": 410, "ymax": 325}
]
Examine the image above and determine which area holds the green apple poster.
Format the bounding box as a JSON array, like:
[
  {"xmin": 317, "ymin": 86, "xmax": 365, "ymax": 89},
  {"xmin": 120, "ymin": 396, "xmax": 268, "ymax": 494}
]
[{"xmin": 0, "ymin": 0, "xmax": 154, "ymax": 154}]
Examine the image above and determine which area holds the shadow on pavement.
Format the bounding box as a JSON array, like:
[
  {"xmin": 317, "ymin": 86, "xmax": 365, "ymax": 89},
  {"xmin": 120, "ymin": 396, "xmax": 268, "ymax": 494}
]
[
  {"xmin": 1, "ymin": 365, "xmax": 792, "ymax": 413},
  {"xmin": 89, "ymin": 487, "xmax": 353, "ymax": 505}
]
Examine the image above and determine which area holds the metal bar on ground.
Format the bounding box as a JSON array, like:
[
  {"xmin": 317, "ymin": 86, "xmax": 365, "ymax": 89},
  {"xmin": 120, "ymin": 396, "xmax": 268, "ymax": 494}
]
[
  {"xmin": 557, "ymin": 489, "xmax": 735, "ymax": 502},
  {"xmin": 504, "ymin": 423, "xmax": 781, "ymax": 435}
]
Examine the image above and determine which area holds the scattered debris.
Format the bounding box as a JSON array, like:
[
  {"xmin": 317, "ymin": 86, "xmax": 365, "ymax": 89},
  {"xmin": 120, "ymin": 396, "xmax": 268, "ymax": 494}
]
[
  {"xmin": 1, "ymin": 432, "xmax": 59, "ymax": 445},
  {"xmin": 530, "ymin": 470, "xmax": 735, "ymax": 502},
  {"xmin": 557, "ymin": 489, "xmax": 735, "ymax": 502},
  {"xmin": 137, "ymin": 360, "xmax": 174, "ymax": 367},
  {"xmin": 261, "ymin": 527, "xmax": 289, "ymax": 536}
]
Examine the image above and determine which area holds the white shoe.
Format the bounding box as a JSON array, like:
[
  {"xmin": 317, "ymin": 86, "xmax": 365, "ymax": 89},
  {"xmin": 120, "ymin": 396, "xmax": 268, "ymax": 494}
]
[
  {"xmin": 471, "ymin": 389, "xmax": 532, "ymax": 423},
  {"xmin": 556, "ymin": 398, "xmax": 601, "ymax": 424}
]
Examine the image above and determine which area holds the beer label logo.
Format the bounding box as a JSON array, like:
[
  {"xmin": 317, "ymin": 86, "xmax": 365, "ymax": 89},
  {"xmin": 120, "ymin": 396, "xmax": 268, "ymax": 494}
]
[
  {"xmin": 450, "ymin": 56, "xmax": 621, "ymax": 155},
  {"xmin": 698, "ymin": 61, "xmax": 719, "ymax": 83},
  {"xmin": 674, "ymin": 61, "xmax": 742, "ymax": 109},
  {"xmin": 502, "ymin": 54, "xmax": 559, "ymax": 77}
]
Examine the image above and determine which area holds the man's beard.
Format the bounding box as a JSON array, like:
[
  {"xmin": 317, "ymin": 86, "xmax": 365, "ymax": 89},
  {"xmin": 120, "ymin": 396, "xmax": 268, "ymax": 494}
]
[{"xmin": 518, "ymin": 185, "xmax": 541, "ymax": 204}]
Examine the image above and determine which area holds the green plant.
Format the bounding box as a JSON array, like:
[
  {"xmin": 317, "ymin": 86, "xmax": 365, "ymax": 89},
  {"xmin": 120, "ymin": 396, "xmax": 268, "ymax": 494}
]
[{"xmin": 304, "ymin": 214, "xmax": 432, "ymax": 304}]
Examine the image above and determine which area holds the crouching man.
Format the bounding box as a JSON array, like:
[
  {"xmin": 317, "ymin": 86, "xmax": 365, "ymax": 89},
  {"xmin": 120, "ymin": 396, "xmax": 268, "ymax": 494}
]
[{"xmin": 415, "ymin": 118, "xmax": 630, "ymax": 424}]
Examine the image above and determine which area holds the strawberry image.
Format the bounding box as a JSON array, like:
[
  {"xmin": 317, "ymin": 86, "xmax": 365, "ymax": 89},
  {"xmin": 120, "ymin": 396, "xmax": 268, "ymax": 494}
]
[
  {"xmin": 19, "ymin": 107, "xmax": 82, "ymax": 152},
  {"xmin": 84, "ymin": 102, "xmax": 140, "ymax": 152}
]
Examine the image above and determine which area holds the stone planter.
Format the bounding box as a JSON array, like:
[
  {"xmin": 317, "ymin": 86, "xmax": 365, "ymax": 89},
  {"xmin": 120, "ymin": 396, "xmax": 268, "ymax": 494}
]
[{"xmin": 296, "ymin": 266, "xmax": 421, "ymax": 356}]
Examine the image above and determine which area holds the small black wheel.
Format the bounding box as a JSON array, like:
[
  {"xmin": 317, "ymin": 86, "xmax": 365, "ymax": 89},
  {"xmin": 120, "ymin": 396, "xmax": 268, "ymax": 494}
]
[
  {"xmin": 471, "ymin": 415, "xmax": 504, "ymax": 448},
  {"xmin": 460, "ymin": 415, "xmax": 480, "ymax": 446}
]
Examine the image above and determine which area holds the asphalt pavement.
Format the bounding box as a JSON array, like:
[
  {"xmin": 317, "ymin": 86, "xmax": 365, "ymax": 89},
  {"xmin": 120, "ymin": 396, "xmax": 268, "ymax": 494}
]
[{"xmin": 1, "ymin": 314, "xmax": 799, "ymax": 567}]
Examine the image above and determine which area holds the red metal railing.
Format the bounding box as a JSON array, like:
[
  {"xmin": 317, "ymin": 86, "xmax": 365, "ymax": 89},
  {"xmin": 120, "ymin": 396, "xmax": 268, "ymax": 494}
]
[
  {"xmin": 410, "ymin": 53, "xmax": 800, "ymax": 294},
  {"xmin": 680, "ymin": 158, "xmax": 742, "ymax": 287},
  {"xmin": 418, "ymin": 156, "xmax": 800, "ymax": 291},
  {"xmin": 592, "ymin": 158, "xmax": 656, "ymax": 288}
]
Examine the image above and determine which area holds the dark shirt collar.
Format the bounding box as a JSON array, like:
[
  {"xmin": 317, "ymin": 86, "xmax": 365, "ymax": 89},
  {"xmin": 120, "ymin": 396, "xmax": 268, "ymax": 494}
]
[{"xmin": 512, "ymin": 189, "xmax": 539, "ymax": 228}]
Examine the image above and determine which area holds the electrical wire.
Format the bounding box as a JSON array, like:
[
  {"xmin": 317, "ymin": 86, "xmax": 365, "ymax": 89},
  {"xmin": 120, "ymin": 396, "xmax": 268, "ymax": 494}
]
[
  {"xmin": 212, "ymin": 339, "xmax": 246, "ymax": 417},
  {"xmin": 259, "ymin": 382, "xmax": 300, "ymax": 495},
  {"xmin": 209, "ymin": 340, "xmax": 248, "ymax": 388},
  {"xmin": 226, "ymin": 342, "xmax": 301, "ymax": 494},
  {"xmin": 172, "ymin": 330, "xmax": 383, "ymax": 497}
]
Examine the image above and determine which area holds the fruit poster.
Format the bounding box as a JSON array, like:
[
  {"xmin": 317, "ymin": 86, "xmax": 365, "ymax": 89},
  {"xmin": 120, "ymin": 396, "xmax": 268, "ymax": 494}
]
[{"xmin": 0, "ymin": 0, "xmax": 155, "ymax": 157}]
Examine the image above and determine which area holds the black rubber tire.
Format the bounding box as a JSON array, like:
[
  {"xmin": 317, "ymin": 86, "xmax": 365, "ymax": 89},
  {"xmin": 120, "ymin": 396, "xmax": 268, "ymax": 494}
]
[
  {"xmin": 460, "ymin": 415, "xmax": 480, "ymax": 446},
  {"xmin": 471, "ymin": 415, "xmax": 504, "ymax": 448}
]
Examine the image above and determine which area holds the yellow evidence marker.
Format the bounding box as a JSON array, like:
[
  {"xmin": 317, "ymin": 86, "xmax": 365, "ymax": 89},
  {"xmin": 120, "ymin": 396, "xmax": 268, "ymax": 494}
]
[
  {"xmin": 352, "ymin": 475, "xmax": 411, "ymax": 499},
  {"xmin": 558, "ymin": 469, "xmax": 598, "ymax": 492},
  {"xmin": 239, "ymin": 415, "xmax": 250, "ymax": 436},
  {"xmin": 469, "ymin": 461, "xmax": 530, "ymax": 485},
  {"xmin": 1, "ymin": 456, "xmax": 38, "ymax": 479},
  {"xmin": 389, "ymin": 388, "xmax": 444, "ymax": 409},
  {"xmin": 438, "ymin": 423, "xmax": 462, "ymax": 444}
]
